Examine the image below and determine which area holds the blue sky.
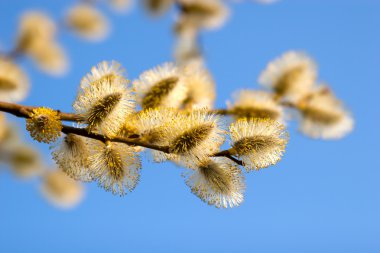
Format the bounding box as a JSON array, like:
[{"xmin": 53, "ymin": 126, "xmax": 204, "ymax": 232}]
[{"xmin": 0, "ymin": 0, "xmax": 379, "ymax": 252}]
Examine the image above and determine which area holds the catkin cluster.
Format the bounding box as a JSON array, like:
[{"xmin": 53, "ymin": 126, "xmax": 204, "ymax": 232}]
[
  {"xmin": 0, "ymin": 0, "xmax": 354, "ymax": 209},
  {"xmin": 19, "ymin": 55, "xmax": 350, "ymax": 208}
]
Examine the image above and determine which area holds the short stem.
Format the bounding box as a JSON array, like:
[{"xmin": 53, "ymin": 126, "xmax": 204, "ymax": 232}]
[
  {"xmin": 213, "ymin": 149, "xmax": 243, "ymax": 166},
  {"xmin": 210, "ymin": 108, "xmax": 231, "ymax": 116}
]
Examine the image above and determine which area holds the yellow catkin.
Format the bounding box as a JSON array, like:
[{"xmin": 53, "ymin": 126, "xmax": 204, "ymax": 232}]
[
  {"xmin": 51, "ymin": 134, "xmax": 93, "ymax": 182},
  {"xmin": 16, "ymin": 11, "xmax": 56, "ymax": 53},
  {"xmin": 178, "ymin": 0, "xmax": 229, "ymax": 30},
  {"xmin": 180, "ymin": 61, "xmax": 216, "ymax": 109},
  {"xmin": 73, "ymin": 61, "xmax": 135, "ymax": 136},
  {"xmin": 143, "ymin": 0, "xmax": 174, "ymax": 15},
  {"xmin": 0, "ymin": 57, "xmax": 29, "ymax": 102},
  {"xmin": 259, "ymin": 51, "xmax": 317, "ymax": 101},
  {"xmin": 228, "ymin": 90, "xmax": 283, "ymax": 122},
  {"xmin": 40, "ymin": 169, "xmax": 84, "ymax": 209},
  {"xmin": 87, "ymin": 141, "xmax": 141, "ymax": 196},
  {"xmin": 163, "ymin": 110, "xmax": 225, "ymax": 167},
  {"xmin": 66, "ymin": 4, "xmax": 109, "ymax": 41},
  {"xmin": 134, "ymin": 62, "xmax": 187, "ymax": 110},
  {"xmin": 183, "ymin": 157, "xmax": 245, "ymax": 208},
  {"xmin": 9, "ymin": 145, "xmax": 43, "ymax": 179},
  {"xmin": 26, "ymin": 107, "xmax": 62, "ymax": 143},
  {"xmin": 230, "ymin": 118, "xmax": 288, "ymax": 171},
  {"xmin": 297, "ymin": 87, "xmax": 354, "ymax": 139}
]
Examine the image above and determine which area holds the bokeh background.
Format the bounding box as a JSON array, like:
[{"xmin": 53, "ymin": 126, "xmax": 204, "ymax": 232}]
[{"xmin": 1, "ymin": 0, "xmax": 379, "ymax": 252}]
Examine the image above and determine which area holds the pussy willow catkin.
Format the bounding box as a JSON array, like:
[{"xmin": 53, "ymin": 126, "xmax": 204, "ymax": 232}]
[{"xmin": 0, "ymin": 57, "xmax": 353, "ymax": 208}]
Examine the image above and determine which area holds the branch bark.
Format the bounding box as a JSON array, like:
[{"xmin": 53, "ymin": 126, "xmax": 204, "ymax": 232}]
[
  {"xmin": 213, "ymin": 149, "xmax": 243, "ymax": 166},
  {"xmin": 61, "ymin": 125, "xmax": 171, "ymax": 153},
  {"xmin": 0, "ymin": 101, "xmax": 83, "ymax": 122}
]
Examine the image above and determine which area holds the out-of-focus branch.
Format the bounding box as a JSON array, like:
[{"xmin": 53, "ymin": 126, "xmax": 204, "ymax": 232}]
[{"xmin": 1, "ymin": 48, "xmax": 22, "ymax": 60}]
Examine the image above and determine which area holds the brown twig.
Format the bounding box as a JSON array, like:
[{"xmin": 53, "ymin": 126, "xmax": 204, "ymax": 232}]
[
  {"xmin": 210, "ymin": 101, "xmax": 300, "ymax": 116},
  {"xmin": 61, "ymin": 125, "xmax": 171, "ymax": 153},
  {"xmin": 0, "ymin": 101, "xmax": 243, "ymax": 166},
  {"xmin": 210, "ymin": 108, "xmax": 230, "ymax": 116},
  {"xmin": 279, "ymin": 101, "xmax": 298, "ymax": 108},
  {"xmin": 0, "ymin": 101, "xmax": 83, "ymax": 122}
]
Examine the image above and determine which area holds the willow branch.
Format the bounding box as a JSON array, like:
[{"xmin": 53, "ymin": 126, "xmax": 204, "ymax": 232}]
[
  {"xmin": 61, "ymin": 125, "xmax": 171, "ymax": 153},
  {"xmin": 210, "ymin": 101, "xmax": 300, "ymax": 116},
  {"xmin": 0, "ymin": 97, "xmax": 299, "ymax": 123},
  {"xmin": 0, "ymin": 101, "xmax": 243, "ymax": 165},
  {"xmin": 211, "ymin": 109, "xmax": 231, "ymax": 116},
  {"xmin": 0, "ymin": 101, "xmax": 83, "ymax": 122},
  {"xmin": 279, "ymin": 101, "xmax": 298, "ymax": 108}
]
